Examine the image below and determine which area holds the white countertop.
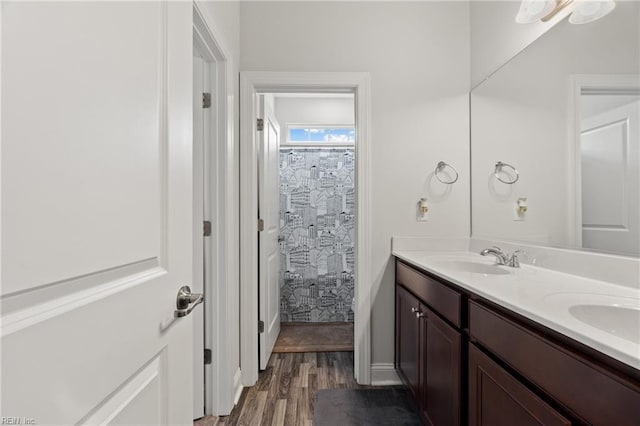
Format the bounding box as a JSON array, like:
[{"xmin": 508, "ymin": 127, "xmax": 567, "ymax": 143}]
[{"xmin": 392, "ymin": 249, "xmax": 640, "ymax": 370}]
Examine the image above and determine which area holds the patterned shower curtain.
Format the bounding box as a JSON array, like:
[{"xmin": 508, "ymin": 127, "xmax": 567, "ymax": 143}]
[{"xmin": 279, "ymin": 148, "xmax": 355, "ymax": 322}]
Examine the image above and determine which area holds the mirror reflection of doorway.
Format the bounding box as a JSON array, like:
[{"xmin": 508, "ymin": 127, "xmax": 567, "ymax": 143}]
[{"xmin": 579, "ymin": 87, "xmax": 640, "ymax": 257}]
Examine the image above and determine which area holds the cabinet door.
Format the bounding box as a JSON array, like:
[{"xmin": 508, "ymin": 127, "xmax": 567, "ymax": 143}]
[
  {"xmin": 470, "ymin": 301, "xmax": 640, "ymax": 425},
  {"xmin": 420, "ymin": 306, "xmax": 461, "ymax": 426},
  {"xmin": 469, "ymin": 344, "xmax": 571, "ymax": 426},
  {"xmin": 397, "ymin": 285, "xmax": 421, "ymax": 399}
]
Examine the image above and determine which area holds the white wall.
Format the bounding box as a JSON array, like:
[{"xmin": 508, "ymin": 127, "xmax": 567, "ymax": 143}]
[
  {"xmin": 241, "ymin": 1, "xmax": 471, "ymax": 367},
  {"xmin": 470, "ymin": 0, "xmax": 571, "ymax": 88},
  {"xmin": 471, "ymin": 2, "xmax": 640, "ymax": 248},
  {"xmin": 195, "ymin": 0, "xmax": 242, "ymax": 414},
  {"xmin": 274, "ymin": 96, "xmax": 355, "ymax": 145}
]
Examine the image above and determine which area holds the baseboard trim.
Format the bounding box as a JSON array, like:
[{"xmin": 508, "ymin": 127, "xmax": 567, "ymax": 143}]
[
  {"xmin": 371, "ymin": 363, "xmax": 402, "ymax": 386},
  {"xmin": 233, "ymin": 368, "xmax": 244, "ymax": 404}
]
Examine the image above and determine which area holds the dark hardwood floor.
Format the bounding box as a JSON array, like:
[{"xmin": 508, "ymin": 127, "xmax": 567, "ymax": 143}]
[{"xmin": 219, "ymin": 351, "xmax": 367, "ymax": 426}]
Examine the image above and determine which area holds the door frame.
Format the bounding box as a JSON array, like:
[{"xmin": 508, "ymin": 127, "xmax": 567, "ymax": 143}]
[
  {"xmin": 192, "ymin": 52, "xmax": 207, "ymax": 420},
  {"xmin": 569, "ymin": 74, "xmax": 640, "ymax": 247},
  {"xmin": 239, "ymin": 71, "xmax": 372, "ymax": 385},
  {"xmin": 192, "ymin": 3, "xmax": 239, "ymax": 416}
]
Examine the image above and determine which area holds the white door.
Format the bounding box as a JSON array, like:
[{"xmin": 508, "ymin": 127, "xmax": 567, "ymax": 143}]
[
  {"xmin": 1, "ymin": 2, "xmax": 196, "ymax": 424},
  {"xmin": 192, "ymin": 55, "xmax": 207, "ymax": 419},
  {"xmin": 258, "ymin": 96, "xmax": 281, "ymax": 370},
  {"xmin": 581, "ymin": 97, "xmax": 640, "ymax": 256}
]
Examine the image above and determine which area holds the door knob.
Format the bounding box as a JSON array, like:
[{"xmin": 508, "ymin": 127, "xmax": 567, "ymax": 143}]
[{"xmin": 175, "ymin": 285, "xmax": 204, "ymax": 318}]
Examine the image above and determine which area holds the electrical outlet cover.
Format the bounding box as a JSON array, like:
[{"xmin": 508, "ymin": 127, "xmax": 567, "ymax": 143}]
[{"xmin": 416, "ymin": 200, "xmax": 429, "ymax": 222}]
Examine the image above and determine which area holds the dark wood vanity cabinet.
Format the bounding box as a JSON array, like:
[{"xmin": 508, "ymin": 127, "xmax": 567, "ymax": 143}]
[
  {"xmin": 468, "ymin": 343, "xmax": 570, "ymax": 426},
  {"xmin": 469, "ymin": 300, "xmax": 640, "ymax": 425},
  {"xmin": 395, "ymin": 259, "xmax": 640, "ymax": 426},
  {"xmin": 420, "ymin": 306, "xmax": 461, "ymax": 426},
  {"xmin": 396, "ymin": 262, "xmax": 462, "ymax": 426},
  {"xmin": 396, "ymin": 285, "xmax": 421, "ymax": 399}
]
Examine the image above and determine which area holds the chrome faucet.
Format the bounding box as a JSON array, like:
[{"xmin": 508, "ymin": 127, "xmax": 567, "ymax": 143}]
[
  {"xmin": 480, "ymin": 246, "xmax": 509, "ymax": 265},
  {"xmin": 480, "ymin": 247, "xmax": 523, "ymax": 268}
]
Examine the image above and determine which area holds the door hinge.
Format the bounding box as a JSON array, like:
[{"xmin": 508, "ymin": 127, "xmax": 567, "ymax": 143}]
[
  {"xmin": 258, "ymin": 320, "xmax": 265, "ymax": 334},
  {"xmin": 257, "ymin": 118, "xmax": 264, "ymax": 131},
  {"xmin": 258, "ymin": 218, "xmax": 265, "ymax": 232},
  {"xmin": 204, "ymin": 348, "xmax": 212, "ymax": 365},
  {"xmin": 203, "ymin": 220, "xmax": 212, "ymax": 237},
  {"xmin": 202, "ymin": 92, "xmax": 211, "ymax": 109}
]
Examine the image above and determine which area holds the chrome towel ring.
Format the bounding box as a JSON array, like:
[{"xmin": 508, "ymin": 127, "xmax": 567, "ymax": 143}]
[
  {"xmin": 435, "ymin": 161, "xmax": 459, "ymax": 184},
  {"xmin": 494, "ymin": 161, "xmax": 519, "ymax": 184}
]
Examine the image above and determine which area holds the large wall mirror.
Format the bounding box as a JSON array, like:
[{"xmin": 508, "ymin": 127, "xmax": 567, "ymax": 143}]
[{"xmin": 471, "ymin": 1, "xmax": 640, "ymax": 257}]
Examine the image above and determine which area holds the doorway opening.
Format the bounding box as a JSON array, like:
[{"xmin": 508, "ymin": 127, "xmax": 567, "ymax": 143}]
[
  {"xmin": 262, "ymin": 93, "xmax": 357, "ymax": 356},
  {"xmin": 240, "ymin": 72, "xmax": 372, "ymax": 387}
]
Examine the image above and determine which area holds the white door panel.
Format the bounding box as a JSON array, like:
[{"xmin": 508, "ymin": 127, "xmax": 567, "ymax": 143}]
[
  {"xmin": 89, "ymin": 354, "xmax": 165, "ymax": 425},
  {"xmin": 581, "ymin": 120, "xmax": 627, "ymax": 225},
  {"xmin": 581, "ymin": 98, "xmax": 640, "ymax": 256},
  {"xmin": 2, "ymin": 2, "xmax": 164, "ymax": 294},
  {"xmin": 258, "ymin": 96, "xmax": 281, "ymax": 370},
  {"xmin": 1, "ymin": 2, "xmax": 194, "ymax": 424}
]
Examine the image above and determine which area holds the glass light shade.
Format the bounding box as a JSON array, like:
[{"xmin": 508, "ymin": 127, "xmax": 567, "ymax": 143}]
[
  {"xmin": 516, "ymin": 0, "xmax": 558, "ymax": 23},
  {"xmin": 569, "ymin": 0, "xmax": 616, "ymax": 24}
]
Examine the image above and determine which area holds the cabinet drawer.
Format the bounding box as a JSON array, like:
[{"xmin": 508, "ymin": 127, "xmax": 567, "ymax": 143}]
[
  {"xmin": 469, "ymin": 343, "xmax": 571, "ymax": 426},
  {"xmin": 396, "ymin": 261, "xmax": 462, "ymax": 327},
  {"xmin": 469, "ymin": 301, "xmax": 640, "ymax": 425}
]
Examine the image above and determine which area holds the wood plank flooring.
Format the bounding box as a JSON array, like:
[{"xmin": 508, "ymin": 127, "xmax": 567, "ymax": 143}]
[{"xmin": 218, "ymin": 352, "xmax": 368, "ymax": 426}]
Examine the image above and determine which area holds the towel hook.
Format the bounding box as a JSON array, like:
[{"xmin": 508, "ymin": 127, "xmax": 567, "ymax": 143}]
[
  {"xmin": 494, "ymin": 161, "xmax": 519, "ymax": 184},
  {"xmin": 435, "ymin": 161, "xmax": 459, "ymax": 184}
]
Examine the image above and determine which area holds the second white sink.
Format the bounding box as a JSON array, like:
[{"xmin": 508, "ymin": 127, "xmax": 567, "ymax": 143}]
[
  {"xmin": 545, "ymin": 292, "xmax": 640, "ymax": 344},
  {"xmin": 569, "ymin": 304, "xmax": 640, "ymax": 344}
]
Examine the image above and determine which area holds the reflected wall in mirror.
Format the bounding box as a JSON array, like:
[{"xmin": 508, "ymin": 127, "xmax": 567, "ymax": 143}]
[{"xmin": 471, "ymin": 1, "xmax": 640, "ymax": 257}]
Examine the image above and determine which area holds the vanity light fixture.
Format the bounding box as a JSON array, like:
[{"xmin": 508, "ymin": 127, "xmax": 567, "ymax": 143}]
[
  {"xmin": 516, "ymin": 0, "xmax": 616, "ymax": 24},
  {"xmin": 568, "ymin": 0, "xmax": 616, "ymax": 24},
  {"xmin": 516, "ymin": 0, "xmax": 558, "ymax": 23}
]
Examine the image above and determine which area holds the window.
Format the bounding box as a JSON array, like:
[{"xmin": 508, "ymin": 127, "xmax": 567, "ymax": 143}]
[{"xmin": 287, "ymin": 125, "xmax": 355, "ymax": 145}]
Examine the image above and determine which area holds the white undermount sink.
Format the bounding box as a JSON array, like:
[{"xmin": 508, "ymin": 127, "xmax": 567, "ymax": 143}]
[
  {"xmin": 431, "ymin": 260, "xmax": 511, "ymax": 276},
  {"xmin": 569, "ymin": 304, "xmax": 640, "ymax": 344},
  {"xmin": 544, "ymin": 293, "xmax": 640, "ymax": 344}
]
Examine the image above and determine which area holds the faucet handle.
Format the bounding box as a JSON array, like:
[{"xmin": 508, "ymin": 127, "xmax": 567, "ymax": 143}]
[
  {"xmin": 513, "ymin": 249, "xmax": 526, "ymax": 258},
  {"xmin": 492, "ymin": 245, "xmax": 505, "ymax": 253},
  {"xmin": 508, "ymin": 250, "xmax": 525, "ymax": 268}
]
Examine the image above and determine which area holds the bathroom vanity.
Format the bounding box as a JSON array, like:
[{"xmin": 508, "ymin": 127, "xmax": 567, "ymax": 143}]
[{"xmin": 394, "ymin": 253, "xmax": 640, "ymax": 426}]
